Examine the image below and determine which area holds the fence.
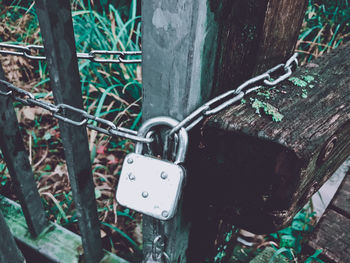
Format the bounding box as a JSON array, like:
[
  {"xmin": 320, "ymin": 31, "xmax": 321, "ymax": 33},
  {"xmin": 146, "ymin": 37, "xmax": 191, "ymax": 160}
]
[
  {"xmin": 0, "ymin": 0, "xmax": 137, "ymax": 262},
  {"xmin": 1, "ymin": 0, "xmax": 350, "ymax": 263}
]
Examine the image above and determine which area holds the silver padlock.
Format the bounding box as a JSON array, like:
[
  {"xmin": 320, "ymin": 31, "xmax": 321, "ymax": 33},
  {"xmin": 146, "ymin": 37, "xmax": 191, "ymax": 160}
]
[{"xmin": 116, "ymin": 116, "xmax": 188, "ymax": 220}]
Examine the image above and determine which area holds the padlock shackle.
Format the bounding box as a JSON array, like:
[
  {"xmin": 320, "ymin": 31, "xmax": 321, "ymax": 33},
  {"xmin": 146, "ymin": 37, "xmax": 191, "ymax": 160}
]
[{"xmin": 135, "ymin": 116, "xmax": 188, "ymax": 164}]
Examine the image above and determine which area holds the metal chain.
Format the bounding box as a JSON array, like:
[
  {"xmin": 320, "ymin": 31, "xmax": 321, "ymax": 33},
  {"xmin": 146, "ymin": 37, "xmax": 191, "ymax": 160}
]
[
  {"xmin": 168, "ymin": 53, "xmax": 298, "ymax": 136},
  {"xmin": 0, "ymin": 79, "xmax": 151, "ymax": 143},
  {"xmin": 144, "ymin": 235, "xmax": 169, "ymax": 263},
  {"xmin": 0, "ymin": 52, "xmax": 298, "ymax": 143},
  {"xmin": 0, "ymin": 43, "xmax": 142, "ymax": 64}
]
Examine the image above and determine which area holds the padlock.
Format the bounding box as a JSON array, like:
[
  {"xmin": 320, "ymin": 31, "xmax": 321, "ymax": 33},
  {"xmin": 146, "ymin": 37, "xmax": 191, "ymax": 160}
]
[{"xmin": 116, "ymin": 116, "xmax": 188, "ymax": 220}]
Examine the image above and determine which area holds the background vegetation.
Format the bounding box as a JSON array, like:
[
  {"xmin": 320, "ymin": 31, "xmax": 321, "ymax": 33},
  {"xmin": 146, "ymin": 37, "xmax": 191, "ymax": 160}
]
[{"xmin": 0, "ymin": 0, "xmax": 349, "ymax": 261}]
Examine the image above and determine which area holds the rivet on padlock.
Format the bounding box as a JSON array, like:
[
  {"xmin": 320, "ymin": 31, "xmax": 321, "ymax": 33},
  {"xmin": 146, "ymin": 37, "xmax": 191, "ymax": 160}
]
[
  {"xmin": 160, "ymin": 172, "xmax": 168, "ymax": 180},
  {"xmin": 116, "ymin": 116, "xmax": 188, "ymax": 220}
]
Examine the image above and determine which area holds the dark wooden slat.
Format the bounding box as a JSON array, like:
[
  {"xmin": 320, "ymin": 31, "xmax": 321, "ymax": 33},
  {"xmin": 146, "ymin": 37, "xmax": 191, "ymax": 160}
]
[
  {"xmin": 202, "ymin": 43, "xmax": 350, "ymax": 233},
  {"xmin": 331, "ymin": 172, "xmax": 350, "ymax": 217},
  {"xmin": 211, "ymin": 0, "xmax": 307, "ymax": 96},
  {"xmin": 0, "ymin": 66, "xmax": 48, "ymax": 237},
  {"xmin": 309, "ymin": 209, "xmax": 350, "ymax": 263},
  {"xmin": 35, "ymin": 1, "xmax": 103, "ymax": 262},
  {"xmin": 141, "ymin": 1, "xmax": 220, "ymax": 262},
  {"xmin": 0, "ymin": 209, "xmax": 25, "ymax": 263}
]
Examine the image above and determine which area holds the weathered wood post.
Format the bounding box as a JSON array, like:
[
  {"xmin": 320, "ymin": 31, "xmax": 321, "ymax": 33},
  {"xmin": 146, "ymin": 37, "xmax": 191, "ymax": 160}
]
[
  {"xmin": 142, "ymin": 0, "xmax": 307, "ymax": 262},
  {"xmin": 35, "ymin": 1, "xmax": 103, "ymax": 262},
  {"xmin": 141, "ymin": 2, "xmax": 218, "ymax": 262},
  {"xmin": 0, "ymin": 66, "xmax": 27, "ymax": 260},
  {"xmin": 0, "ymin": 65, "xmax": 48, "ymax": 237}
]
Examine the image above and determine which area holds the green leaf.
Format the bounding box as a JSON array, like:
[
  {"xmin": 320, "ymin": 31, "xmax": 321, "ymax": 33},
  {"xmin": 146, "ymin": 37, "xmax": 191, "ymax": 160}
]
[
  {"xmin": 43, "ymin": 132, "xmax": 52, "ymax": 140},
  {"xmin": 280, "ymin": 235, "xmax": 296, "ymax": 248},
  {"xmin": 292, "ymin": 220, "xmax": 307, "ymax": 231},
  {"xmin": 101, "ymin": 222, "xmax": 140, "ymax": 252},
  {"xmin": 95, "ymin": 189, "xmax": 102, "ymax": 199},
  {"xmin": 305, "ymin": 249, "xmax": 324, "ymax": 263}
]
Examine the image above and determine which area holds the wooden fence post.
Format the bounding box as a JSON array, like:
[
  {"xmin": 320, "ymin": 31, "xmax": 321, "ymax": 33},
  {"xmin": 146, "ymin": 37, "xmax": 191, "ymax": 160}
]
[
  {"xmin": 141, "ymin": 1, "xmax": 220, "ymax": 262},
  {"xmin": 0, "ymin": 65, "xmax": 48, "ymax": 237},
  {"xmin": 35, "ymin": 1, "xmax": 103, "ymax": 262},
  {"xmin": 0, "ymin": 64, "xmax": 25, "ymax": 263},
  {"xmin": 142, "ymin": 0, "xmax": 307, "ymax": 262}
]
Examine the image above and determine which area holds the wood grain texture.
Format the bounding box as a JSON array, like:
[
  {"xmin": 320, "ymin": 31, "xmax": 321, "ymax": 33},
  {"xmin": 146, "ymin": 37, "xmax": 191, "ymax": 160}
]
[
  {"xmin": 211, "ymin": 0, "xmax": 307, "ymax": 96},
  {"xmin": 142, "ymin": 1, "xmax": 216, "ymax": 261},
  {"xmin": 201, "ymin": 43, "xmax": 350, "ymax": 233},
  {"xmin": 331, "ymin": 172, "xmax": 350, "ymax": 217},
  {"xmin": 309, "ymin": 209, "xmax": 350, "ymax": 263}
]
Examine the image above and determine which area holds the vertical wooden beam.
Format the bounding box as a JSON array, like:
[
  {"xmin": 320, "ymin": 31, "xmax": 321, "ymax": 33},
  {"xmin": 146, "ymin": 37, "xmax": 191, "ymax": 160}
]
[
  {"xmin": 0, "ymin": 65, "xmax": 48, "ymax": 237},
  {"xmin": 35, "ymin": 1, "xmax": 103, "ymax": 262},
  {"xmin": 211, "ymin": 0, "xmax": 308, "ymax": 96},
  {"xmin": 142, "ymin": 0, "xmax": 307, "ymax": 262},
  {"xmin": 0, "ymin": 65, "xmax": 25, "ymax": 263},
  {"xmin": 142, "ymin": 1, "xmax": 220, "ymax": 262},
  {"xmin": 0, "ymin": 209, "xmax": 25, "ymax": 263},
  {"xmin": 142, "ymin": 0, "xmax": 219, "ymax": 119}
]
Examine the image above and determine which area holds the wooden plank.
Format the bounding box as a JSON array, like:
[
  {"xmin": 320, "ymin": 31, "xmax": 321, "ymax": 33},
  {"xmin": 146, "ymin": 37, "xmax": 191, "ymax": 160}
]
[
  {"xmin": 35, "ymin": 1, "xmax": 103, "ymax": 262},
  {"xmin": 211, "ymin": 0, "xmax": 307, "ymax": 96},
  {"xmin": 0, "ymin": 65, "xmax": 48, "ymax": 237},
  {"xmin": 201, "ymin": 43, "xmax": 350, "ymax": 233},
  {"xmin": 309, "ymin": 209, "xmax": 350, "ymax": 263},
  {"xmin": 141, "ymin": 1, "xmax": 220, "ymax": 262},
  {"xmin": 0, "ymin": 208, "xmax": 25, "ymax": 263},
  {"xmin": 311, "ymin": 158, "xmax": 350, "ymax": 222},
  {"xmin": 331, "ymin": 171, "xmax": 350, "ymax": 217},
  {"xmin": 0, "ymin": 195, "xmax": 130, "ymax": 263}
]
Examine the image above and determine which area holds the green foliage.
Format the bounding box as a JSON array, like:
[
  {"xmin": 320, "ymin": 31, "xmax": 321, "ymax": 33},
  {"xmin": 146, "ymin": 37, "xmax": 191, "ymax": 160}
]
[
  {"xmin": 251, "ymin": 98, "xmax": 284, "ymax": 122},
  {"xmin": 101, "ymin": 222, "xmax": 141, "ymax": 252},
  {"xmin": 0, "ymin": 150, "xmax": 8, "ymax": 186},
  {"xmin": 305, "ymin": 249, "xmax": 324, "ymax": 263},
  {"xmin": 298, "ymin": 0, "xmax": 350, "ymax": 63},
  {"xmin": 269, "ymin": 202, "xmax": 324, "ymax": 262},
  {"xmin": 288, "ymin": 77, "xmax": 308, "ymax": 88},
  {"xmin": 2, "ymin": 0, "xmax": 142, "ymax": 133},
  {"xmin": 0, "ymin": 0, "xmax": 142, "ymax": 252}
]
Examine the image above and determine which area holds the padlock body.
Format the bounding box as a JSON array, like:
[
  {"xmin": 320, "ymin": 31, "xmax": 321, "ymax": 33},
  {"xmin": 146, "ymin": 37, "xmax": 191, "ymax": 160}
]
[{"xmin": 116, "ymin": 153, "xmax": 185, "ymax": 220}]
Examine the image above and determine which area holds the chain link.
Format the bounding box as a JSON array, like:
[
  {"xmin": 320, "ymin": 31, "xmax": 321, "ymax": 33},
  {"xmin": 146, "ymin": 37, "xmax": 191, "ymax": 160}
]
[
  {"xmin": 0, "ymin": 48, "xmax": 298, "ymax": 143},
  {"xmin": 149, "ymin": 235, "xmax": 170, "ymax": 263},
  {"xmin": 0, "ymin": 43, "xmax": 141, "ymax": 64},
  {"xmin": 168, "ymin": 53, "xmax": 299, "ymax": 136},
  {"xmin": 0, "ymin": 79, "xmax": 151, "ymax": 143}
]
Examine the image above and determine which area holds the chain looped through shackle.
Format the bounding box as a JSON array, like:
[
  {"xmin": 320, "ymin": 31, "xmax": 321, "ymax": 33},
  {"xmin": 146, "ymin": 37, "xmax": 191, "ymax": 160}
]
[
  {"xmin": 149, "ymin": 235, "xmax": 170, "ymax": 263},
  {"xmin": 0, "ymin": 45, "xmax": 298, "ymax": 144},
  {"xmin": 0, "ymin": 49, "xmax": 298, "ymax": 262},
  {"xmin": 0, "ymin": 43, "xmax": 142, "ymax": 64}
]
